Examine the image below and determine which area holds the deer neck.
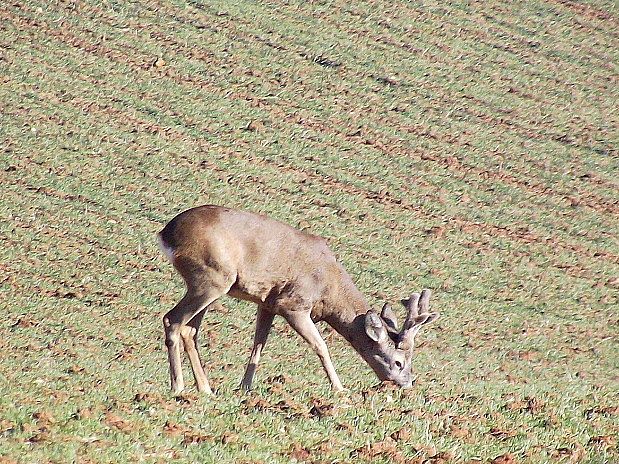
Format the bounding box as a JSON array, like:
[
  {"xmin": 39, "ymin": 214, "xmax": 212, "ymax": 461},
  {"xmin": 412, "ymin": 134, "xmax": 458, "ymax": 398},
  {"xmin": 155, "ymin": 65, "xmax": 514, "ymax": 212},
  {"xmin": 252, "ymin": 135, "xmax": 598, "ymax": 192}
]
[{"xmin": 323, "ymin": 266, "xmax": 371, "ymax": 350}]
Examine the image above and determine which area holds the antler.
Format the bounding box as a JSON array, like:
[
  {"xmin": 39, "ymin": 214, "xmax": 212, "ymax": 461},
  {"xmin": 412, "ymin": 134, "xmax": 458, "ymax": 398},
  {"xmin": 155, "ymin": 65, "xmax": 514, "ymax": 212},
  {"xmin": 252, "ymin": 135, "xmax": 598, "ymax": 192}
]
[
  {"xmin": 401, "ymin": 292, "xmax": 421, "ymax": 331},
  {"xmin": 419, "ymin": 289, "xmax": 431, "ymax": 314},
  {"xmin": 399, "ymin": 289, "xmax": 437, "ymax": 346}
]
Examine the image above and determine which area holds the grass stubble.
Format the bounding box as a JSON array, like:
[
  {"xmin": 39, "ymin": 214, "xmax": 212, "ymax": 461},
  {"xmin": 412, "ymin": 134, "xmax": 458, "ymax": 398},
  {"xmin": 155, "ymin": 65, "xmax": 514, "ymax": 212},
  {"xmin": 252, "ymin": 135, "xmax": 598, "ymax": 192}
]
[{"xmin": 0, "ymin": 0, "xmax": 617, "ymax": 462}]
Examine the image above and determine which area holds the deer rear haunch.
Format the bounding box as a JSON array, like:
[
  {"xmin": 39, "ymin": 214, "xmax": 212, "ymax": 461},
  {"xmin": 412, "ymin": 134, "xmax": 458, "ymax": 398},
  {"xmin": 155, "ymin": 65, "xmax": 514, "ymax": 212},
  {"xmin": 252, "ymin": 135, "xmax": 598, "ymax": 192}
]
[{"xmin": 158, "ymin": 205, "xmax": 439, "ymax": 394}]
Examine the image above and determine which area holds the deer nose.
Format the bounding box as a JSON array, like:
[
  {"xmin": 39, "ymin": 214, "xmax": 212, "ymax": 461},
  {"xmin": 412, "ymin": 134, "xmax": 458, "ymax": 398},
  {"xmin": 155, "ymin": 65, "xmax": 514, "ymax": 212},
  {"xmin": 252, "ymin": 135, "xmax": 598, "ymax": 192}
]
[
  {"xmin": 392, "ymin": 375, "xmax": 413, "ymax": 388},
  {"xmin": 400, "ymin": 374, "xmax": 416, "ymax": 388}
]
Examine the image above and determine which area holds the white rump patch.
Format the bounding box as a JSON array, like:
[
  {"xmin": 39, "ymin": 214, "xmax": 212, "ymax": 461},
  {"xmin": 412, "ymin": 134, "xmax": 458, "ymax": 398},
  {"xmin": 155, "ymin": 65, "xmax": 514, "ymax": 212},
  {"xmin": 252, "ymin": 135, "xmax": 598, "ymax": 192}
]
[{"xmin": 157, "ymin": 233, "xmax": 176, "ymax": 263}]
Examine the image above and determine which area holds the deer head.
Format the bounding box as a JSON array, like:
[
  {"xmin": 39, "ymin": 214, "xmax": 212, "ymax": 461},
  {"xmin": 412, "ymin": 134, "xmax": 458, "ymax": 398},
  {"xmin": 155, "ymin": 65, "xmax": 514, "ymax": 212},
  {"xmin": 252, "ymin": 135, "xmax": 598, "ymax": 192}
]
[{"xmin": 361, "ymin": 289, "xmax": 439, "ymax": 387}]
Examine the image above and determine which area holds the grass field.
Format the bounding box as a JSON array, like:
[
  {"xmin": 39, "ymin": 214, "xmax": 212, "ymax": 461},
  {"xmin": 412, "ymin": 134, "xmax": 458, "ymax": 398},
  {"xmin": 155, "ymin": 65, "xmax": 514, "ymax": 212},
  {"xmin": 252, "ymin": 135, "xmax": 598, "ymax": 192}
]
[{"xmin": 1, "ymin": 0, "xmax": 618, "ymax": 462}]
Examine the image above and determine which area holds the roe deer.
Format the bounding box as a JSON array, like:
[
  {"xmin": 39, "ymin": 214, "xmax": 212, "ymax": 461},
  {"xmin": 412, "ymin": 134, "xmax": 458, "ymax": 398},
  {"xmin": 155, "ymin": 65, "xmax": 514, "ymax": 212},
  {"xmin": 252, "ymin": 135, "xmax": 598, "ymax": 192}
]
[{"xmin": 158, "ymin": 205, "xmax": 439, "ymax": 394}]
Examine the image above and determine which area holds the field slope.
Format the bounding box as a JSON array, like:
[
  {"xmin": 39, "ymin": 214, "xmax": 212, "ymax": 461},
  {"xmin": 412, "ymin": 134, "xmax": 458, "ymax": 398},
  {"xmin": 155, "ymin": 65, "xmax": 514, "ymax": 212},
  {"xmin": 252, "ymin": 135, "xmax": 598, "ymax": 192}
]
[{"xmin": 1, "ymin": 0, "xmax": 617, "ymax": 463}]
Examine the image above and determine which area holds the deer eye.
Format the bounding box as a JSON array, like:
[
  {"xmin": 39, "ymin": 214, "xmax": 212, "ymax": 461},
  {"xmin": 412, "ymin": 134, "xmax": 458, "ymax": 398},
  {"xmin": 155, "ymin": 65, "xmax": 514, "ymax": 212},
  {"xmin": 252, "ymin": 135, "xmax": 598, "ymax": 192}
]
[{"xmin": 394, "ymin": 360, "xmax": 404, "ymax": 370}]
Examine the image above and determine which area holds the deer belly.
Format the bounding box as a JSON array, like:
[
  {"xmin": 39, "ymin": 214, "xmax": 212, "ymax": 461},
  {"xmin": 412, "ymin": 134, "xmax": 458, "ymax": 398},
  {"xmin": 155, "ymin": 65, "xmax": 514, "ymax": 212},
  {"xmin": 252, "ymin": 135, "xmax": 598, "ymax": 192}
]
[{"xmin": 227, "ymin": 278, "xmax": 274, "ymax": 304}]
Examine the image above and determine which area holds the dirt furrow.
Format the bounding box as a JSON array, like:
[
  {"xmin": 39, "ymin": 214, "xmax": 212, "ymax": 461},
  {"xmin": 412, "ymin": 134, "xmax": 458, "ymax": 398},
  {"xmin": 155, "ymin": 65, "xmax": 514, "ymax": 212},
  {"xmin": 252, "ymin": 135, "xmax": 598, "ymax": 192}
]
[
  {"xmin": 4, "ymin": 8, "xmax": 619, "ymax": 270},
  {"xmin": 6, "ymin": 96, "xmax": 617, "ymax": 290},
  {"xmin": 16, "ymin": 73, "xmax": 619, "ymax": 272},
  {"xmin": 153, "ymin": 1, "xmax": 616, "ymax": 153},
  {"xmin": 137, "ymin": 2, "xmax": 619, "ymax": 195},
  {"xmin": 53, "ymin": 0, "xmax": 619, "ymax": 187},
  {"xmin": 226, "ymin": 0, "xmax": 618, "ymax": 91},
  {"xmin": 545, "ymin": 0, "xmax": 619, "ymax": 28},
  {"xmin": 13, "ymin": 4, "xmax": 618, "ymax": 219}
]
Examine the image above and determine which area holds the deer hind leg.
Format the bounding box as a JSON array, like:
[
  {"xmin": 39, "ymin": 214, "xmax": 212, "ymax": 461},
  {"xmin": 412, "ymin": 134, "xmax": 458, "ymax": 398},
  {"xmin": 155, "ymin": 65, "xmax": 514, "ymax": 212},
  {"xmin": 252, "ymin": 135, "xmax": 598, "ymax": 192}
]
[
  {"xmin": 240, "ymin": 305, "xmax": 275, "ymax": 391},
  {"xmin": 180, "ymin": 300, "xmax": 227, "ymax": 394},
  {"xmin": 164, "ymin": 274, "xmax": 233, "ymax": 395},
  {"xmin": 284, "ymin": 311, "xmax": 344, "ymax": 392},
  {"xmin": 180, "ymin": 305, "xmax": 209, "ymax": 394}
]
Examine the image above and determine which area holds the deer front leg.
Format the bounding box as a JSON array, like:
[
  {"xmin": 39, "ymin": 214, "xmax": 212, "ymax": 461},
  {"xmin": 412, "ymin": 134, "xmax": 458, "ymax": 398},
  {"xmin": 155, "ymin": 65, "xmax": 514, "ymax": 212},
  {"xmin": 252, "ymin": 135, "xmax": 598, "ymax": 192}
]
[
  {"xmin": 284, "ymin": 312, "xmax": 344, "ymax": 392},
  {"xmin": 240, "ymin": 305, "xmax": 275, "ymax": 391}
]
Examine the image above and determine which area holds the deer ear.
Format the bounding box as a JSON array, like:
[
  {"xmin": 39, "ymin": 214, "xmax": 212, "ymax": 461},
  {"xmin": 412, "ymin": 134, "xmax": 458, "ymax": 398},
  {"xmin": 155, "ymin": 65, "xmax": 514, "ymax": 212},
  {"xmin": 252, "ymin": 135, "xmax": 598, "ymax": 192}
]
[
  {"xmin": 380, "ymin": 303, "xmax": 399, "ymax": 332},
  {"xmin": 365, "ymin": 311, "xmax": 388, "ymax": 343}
]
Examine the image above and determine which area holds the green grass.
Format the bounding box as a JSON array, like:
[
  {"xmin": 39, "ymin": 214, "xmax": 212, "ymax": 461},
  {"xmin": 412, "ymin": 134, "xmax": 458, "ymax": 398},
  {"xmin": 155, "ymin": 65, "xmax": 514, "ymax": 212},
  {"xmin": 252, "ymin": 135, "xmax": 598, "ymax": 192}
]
[{"xmin": 1, "ymin": 0, "xmax": 618, "ymax": 463}]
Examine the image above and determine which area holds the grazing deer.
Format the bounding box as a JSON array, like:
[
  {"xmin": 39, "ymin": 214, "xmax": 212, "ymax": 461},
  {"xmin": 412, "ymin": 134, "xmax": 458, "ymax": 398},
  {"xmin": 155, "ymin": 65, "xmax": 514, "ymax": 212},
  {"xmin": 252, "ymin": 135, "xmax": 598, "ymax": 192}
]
[{"xmin": 158, "ymin": 205, "xmax": 439, "ymax": 394}]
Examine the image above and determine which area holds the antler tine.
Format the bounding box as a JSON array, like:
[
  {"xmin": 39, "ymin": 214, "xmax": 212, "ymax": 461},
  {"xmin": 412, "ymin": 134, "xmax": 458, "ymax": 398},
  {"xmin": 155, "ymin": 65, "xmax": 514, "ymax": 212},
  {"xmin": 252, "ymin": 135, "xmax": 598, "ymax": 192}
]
[
  {"xmin": 402, "ymin": 292, "xmax": 421, "ymax": 329},
  {"xmin": 419, "ymin": 289, "xmax": 432, "ymax": 314}
]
